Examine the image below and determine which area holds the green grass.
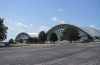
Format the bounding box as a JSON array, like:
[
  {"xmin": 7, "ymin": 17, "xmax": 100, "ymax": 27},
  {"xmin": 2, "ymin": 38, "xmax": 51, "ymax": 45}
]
[
  {"xmin": 0, "ymin": 43, "xmax": 31, "ymax": 47},
  {"xmin": 0, "ymin": 44, "xmax": 5, "ymax": 47},
  {"xmin": 10, "ymin": 44, "xmax": 31, "ymax": 47},
  {"xmin": 0, "ymin": 41, "xmax": 77, "ymax": 48}
]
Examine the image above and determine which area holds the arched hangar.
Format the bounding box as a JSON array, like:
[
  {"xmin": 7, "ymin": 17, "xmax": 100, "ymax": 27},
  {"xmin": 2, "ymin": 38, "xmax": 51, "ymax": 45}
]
[
  {"xmin": 15, "ymin": 24, "xmax": 100, "ymax": 43},
  {"xmin": 15, "ymin": 32, "xmax": 38, "ymax": 43},
  {"xmin": 46, "ymin": 24, "xmax": 100, "ymax": 41}
]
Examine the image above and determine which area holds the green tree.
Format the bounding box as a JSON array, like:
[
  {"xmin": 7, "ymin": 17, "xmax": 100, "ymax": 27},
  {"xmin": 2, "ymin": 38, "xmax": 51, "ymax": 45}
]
[
  {"xmin": 0, "ymin": 18, "xmax": 8, "ymax": 41},
  {"xmin": 27, "ymin": 37, "xmax": 33, "ymax": 43},
  {"xmin": 27, "ymin": 37, "xmax": 39, "ymax": 44},
  {"xmin": 33, "ymin": 37, "xmax": 38, "ymax": 43},
  {"xmin": 61, "ymin": 26, "xmax": 80, "ymax": 43},
  {"xmin": 9, "ymin": 38, "xmax": 15, "ymax": 44},
  {"xmin": 19, "ymin": 38, "xmax": 23, "ymax": 43},
  {"xmin": 49, "ymin": 32, "xmax": 58, "ymax": 44},
  {"xmin": 38, "ymin": 31, "xmax": 47, "ymax": 43},
  {"xmin": 60, "ymin": 35, "xmax": 65, "ymax": 41}
]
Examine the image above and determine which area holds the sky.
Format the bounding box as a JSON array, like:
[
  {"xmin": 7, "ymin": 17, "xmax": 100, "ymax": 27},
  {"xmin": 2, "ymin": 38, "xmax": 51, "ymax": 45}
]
[{"xmin": 0, "ymin": 0, "xmax": 100, "ymax": 41}]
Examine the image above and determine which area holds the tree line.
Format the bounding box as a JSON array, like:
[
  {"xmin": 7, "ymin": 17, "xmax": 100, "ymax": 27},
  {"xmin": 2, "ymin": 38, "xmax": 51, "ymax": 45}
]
[
  {"xmin": 9, "ymin": 26, "xmax": 80, "ymax": 44},
  {"xmin": 0, "ymin": 18, "xmax": 80, "ymax": 44},
  {"xmin": 17, "ymin": 31, "xmax": 58, "ymax": 44}
]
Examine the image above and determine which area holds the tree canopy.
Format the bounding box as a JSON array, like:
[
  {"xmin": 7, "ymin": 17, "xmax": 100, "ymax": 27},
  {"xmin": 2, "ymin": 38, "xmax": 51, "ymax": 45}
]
[
  {"xmin": 19, "ymin": 38, "xmax": 23, "ymax": 43},
  {"xmin": 9, "ymin": 38, "xmax": 15, "ymax": 44},
  {"xmin": 49, "ymin": 32, "xmax": 58, "ymax": 44},
  {"xmin": 61, "ymin": 26, "xmax": 80, "ymax": 43},
  {"xmin": 38, "ymin": 31, "xmax": 47, "ymax": 43},
  {"xmin": 27, "ymin": 37, "xmax": 38, "ymax": 44},
  {"xmin": 28, "ymin": 37, "xmax": 34, "ymax": 43},
  {"xmin": 0, "ymin": 18, "xmax": 8, "ymax": 41}
]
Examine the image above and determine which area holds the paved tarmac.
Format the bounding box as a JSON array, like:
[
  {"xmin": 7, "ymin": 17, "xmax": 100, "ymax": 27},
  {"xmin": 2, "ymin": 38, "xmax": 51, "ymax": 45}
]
[{"xmin": 0, "ymin": 43, "xmax": 100, "ymax": 65}]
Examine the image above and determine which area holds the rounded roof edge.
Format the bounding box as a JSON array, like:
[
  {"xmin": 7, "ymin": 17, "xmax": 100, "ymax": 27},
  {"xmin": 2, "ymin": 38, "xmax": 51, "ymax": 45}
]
[
  {"xmin": 15, "ymin": 32, "xmax": 39, "ymax": 41},
  {"xmin": 27, "ymin": 33, "xmax": 39, "ymax": 37},
  {"xmin": 46, "ymin": 24, "xmax": 78, "ymax": 34},
  {"xmin": 46, "ymin": 24, "xmax": 100, "ymax": 37},
  {"xmin": 15, "ymin": 32, "xmax": 30, "ymax": 41}
]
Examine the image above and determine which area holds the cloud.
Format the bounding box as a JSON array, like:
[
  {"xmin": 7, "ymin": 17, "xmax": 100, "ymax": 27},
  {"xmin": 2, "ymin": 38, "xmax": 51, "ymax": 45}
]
[
  {"xmin": 16, "ymin": 22, "xmax": 28, "ymax": 28},
  {"xmin": 51, "ymin": 17, "xmax": 59, "ymax": 22},
  {"xmin": 5, "ymin": 19, "xmax": 29, "ymax": 32},
  {"xmin": 29, "ymin": 24, "xmax": 34, "ymax": 27},
  {"xmin": 9, "ymin": 19, "xmax": 12, "ymax": 21},
  {"xmin": 90, "ymin": 25, "xmax": 96, "ymax": 28},
  {"xmin": 51, "ymin": 17, "xmax": 66, "ymax": 24},
  {"xmin": 5, "ymin": 19, "xmax": 28, "ymax": 28},
  {"xmin": 78, "ymin": 25, "xmax": 82, "ymax": 26},
  {"xmin": 28, "ymin": 24, "xmax": 35, "ymax": 31},
  {"xmin": 17, "ymin": 28, "xmax": 26, "ymax": 32},
  {"xmin": 5, "ymin": 19, "xmax": 16, "ymax": 23},
  {"xmin": 58, "ymin": 8, "xmax": 63, "ymax": 12},
  {"xmin": 60, "ymin": 21, "xmax": 66, "ymax": 24},
  {"xmin": 5, "ymin": 19, "xmax": 51, "ymax": 41},
  {"xmin": 39, "ymin": 26, "xmax": 50, "ymax": 32},
  {"xmin": 8, "ymin": 26, "xmax": 15, "ymax": 30}
]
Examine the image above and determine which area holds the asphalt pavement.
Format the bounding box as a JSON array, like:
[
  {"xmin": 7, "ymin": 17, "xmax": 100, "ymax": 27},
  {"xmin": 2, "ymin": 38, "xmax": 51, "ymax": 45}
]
[{"xmin": 0, "ymin": 43, "xmax": 100, "ymax": 65}]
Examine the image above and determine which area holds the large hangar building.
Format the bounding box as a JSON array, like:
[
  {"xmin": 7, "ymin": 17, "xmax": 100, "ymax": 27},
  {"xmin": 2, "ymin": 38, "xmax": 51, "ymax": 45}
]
[
  {"xmin": 15, "ymin": 24, "xmax": 100, "ymax": 43},
  {"xmin": 46, "ymin": 24, "xmax": 100, "ymax": 41}
]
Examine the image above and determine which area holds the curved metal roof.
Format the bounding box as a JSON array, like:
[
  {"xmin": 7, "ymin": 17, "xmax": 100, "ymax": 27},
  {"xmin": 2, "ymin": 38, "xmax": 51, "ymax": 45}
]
[
  {"xmin": 76, "ymin": 26, "xmax": 100, "ymax": 37},
  {"xmin": 27, "ymin": 33, "xmax": 39, "ymax": 37},
  {"xmin": 15, "ymin": 32, "xmax": 39, "ymax": 41},
  {"xmin": 47, "ymin": 24, "xmax": 100, "ymax": 37}
]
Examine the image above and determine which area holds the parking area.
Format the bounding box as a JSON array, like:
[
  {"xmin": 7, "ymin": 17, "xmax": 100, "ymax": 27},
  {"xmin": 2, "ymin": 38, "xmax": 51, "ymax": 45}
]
[{"xmin": 0, "ymin": 43, "xmax": 100, "ymax": 65}]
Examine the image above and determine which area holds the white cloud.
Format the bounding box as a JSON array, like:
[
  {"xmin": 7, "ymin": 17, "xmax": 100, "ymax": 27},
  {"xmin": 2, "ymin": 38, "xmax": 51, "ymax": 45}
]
[
  {"xmin": 5, "ymin": 19, "xmax": 29, "ymax": 32},
  {"xmin": 51, "ymin": 17, "xmax": 59, "ymax": 22},
  {"xmin": 39, "ymin": 26, "xmax": 50, "ymax": 32},
  {"xmin": 58, "ymin": 8, "xmax": 63, "ymax": 12},
  {"xmin": 9, "ymin": 19, "xmax": 12, "ymax": 21},
  {"xmin": 29, "ymin": 24, "xmax": 34, "ymax": 27},
  {"xmin": 17, "ymin": 28, "xmax": 25, "ymax": 32},
  {"xmin": 51, "ymin": 17, "xmax": 66, "ymax": 24},
  {"xmin": 5, "ymin": 19, "xmax": 16, "ymax": 23},
  {"xmin": 60, "ymin": 21, "xmax": 66, "ymax": 24},
  {"xmin": 28, "ymin": 24, "xmax": 35, "ymax": 31},
  {"xmin": 8, "ymin": 26, "xmax": 15, "ymax": 30},
  {"xmin": 90, "ymin": 25, "xmax": 96, "ymax": 28},
  {"xmin": 5, "ymin": 19, "xmax": 28, "ymax": 28},
  {"xmin": 78, "ymin": 25, "xmax": 82, "ymax": 26},
  {"xmin": 16, "ymin": 22, "xmax": 28, "ymax": 28}
]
